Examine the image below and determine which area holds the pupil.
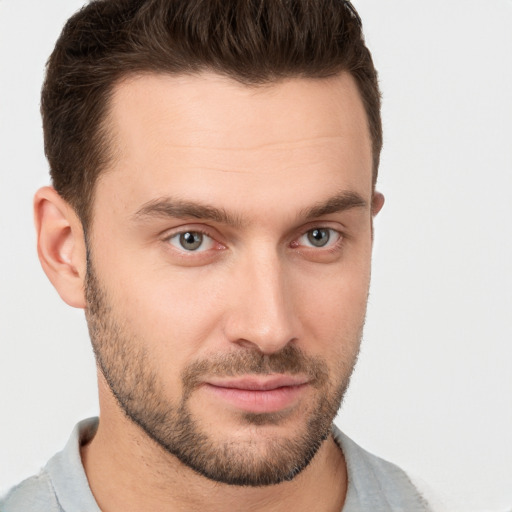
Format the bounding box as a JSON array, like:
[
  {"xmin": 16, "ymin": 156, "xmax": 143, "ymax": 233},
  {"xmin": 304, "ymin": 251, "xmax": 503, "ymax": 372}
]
[
  {"xmin": 181, "ymin": 232, "xmax": 202, "ymax": 250},
  {"xmin": 308, "ymin": 228, "xmax": 329, "ymax": 247}
]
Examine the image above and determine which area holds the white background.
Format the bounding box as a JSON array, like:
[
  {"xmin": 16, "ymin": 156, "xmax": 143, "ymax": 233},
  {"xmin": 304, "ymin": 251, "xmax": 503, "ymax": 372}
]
[{"xmin": 1, "ymin": 1, "xmax": 511, "ymax": 510}]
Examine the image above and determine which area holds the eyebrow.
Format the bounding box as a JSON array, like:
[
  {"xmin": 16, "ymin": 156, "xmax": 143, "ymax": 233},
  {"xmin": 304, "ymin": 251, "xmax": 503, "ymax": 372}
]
[
  {"xmin": 133, "ymin": 190, "xmax": 367, "ymax": 227},
  {"xmin": 300, "ymin": 191, "xmax": 367, "ymax": 219},
  {"xmin": 133, "ymin": 197, "xmax": 245, "ymax": 227}
]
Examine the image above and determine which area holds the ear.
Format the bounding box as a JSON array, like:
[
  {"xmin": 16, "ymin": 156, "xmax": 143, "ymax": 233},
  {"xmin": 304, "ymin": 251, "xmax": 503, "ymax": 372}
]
[
  {"xmin": 371, "ymin": 191, "xmax": 385, "ymax": 216},
  {"xmin": 34, "ymin": 186, "xmax": 87, "ymax": 309}
]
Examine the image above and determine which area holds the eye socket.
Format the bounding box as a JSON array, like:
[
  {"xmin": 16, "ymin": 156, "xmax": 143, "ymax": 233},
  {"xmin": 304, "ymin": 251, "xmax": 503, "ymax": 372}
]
[
  {"xmin": 167, "ymin": 231, "xmax": 215, "ymax": 252},
  {"xmin": 298, "ymin": 228, "xmax": 341, "ymax": 249}
]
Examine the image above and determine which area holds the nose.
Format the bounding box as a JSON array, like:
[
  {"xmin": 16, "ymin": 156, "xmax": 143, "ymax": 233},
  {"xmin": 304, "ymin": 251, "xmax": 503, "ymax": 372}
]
[{"xmin": 224, "ymin": 249, "xmax": 298, "ymax": 355}]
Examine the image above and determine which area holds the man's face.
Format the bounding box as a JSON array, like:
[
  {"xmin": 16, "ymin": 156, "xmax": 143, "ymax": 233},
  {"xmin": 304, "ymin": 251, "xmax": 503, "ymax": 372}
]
[{"xmin": 85, "ymin": 72, "xmax": 377, "ymax": 486}]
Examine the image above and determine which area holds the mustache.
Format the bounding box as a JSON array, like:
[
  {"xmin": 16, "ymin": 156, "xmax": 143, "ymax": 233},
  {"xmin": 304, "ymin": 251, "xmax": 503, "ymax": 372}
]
[{"xmin": 181, "ymin": 344, "xmax": 329, "ymax": 395}]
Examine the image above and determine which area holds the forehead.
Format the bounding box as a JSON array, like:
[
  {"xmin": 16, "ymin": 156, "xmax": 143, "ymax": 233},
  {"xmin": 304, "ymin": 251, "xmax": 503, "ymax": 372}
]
[
  {"xmin": 96, "ymin": 72, "xmax": 372, "ymax": 220},
  {"xmin": 109, "ymin": 71, "xmax": 370, "ymax": 146}
]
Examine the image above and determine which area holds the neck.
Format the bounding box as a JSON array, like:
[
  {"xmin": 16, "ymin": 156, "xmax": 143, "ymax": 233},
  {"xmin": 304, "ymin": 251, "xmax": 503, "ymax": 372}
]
[{"xmin": 81, "ymin": 386, "xmax": 347, "ymax": 512}]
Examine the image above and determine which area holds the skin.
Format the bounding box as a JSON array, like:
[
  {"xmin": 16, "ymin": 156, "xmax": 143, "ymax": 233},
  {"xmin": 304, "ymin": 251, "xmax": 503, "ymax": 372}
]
[{"xmin": 35, "ymin": 71, "xmax": 384, "ymax": 512}]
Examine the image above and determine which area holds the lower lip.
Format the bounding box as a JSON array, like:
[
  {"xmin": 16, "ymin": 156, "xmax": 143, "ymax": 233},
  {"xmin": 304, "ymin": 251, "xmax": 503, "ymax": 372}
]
[{"xmin": 202, "ymin": 383, "xmax": 309, "ymax": 414}]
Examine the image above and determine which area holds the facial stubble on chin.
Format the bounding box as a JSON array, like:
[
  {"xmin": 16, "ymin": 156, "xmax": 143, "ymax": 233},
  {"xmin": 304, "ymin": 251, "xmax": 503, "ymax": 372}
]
[{"xmin": 84, "ymin": 256, "xmax": 362, "ymax": 487}]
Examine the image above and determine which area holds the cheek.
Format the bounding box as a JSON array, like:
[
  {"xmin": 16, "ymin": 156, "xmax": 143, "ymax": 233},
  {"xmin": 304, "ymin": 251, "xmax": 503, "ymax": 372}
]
[
  {"xmin": 294, "ymin": 253, "xmax": 371, "ymax": 354},
  {"xmin": 104, "ymin": 259, "xmax": 229, "ymax": 364}
]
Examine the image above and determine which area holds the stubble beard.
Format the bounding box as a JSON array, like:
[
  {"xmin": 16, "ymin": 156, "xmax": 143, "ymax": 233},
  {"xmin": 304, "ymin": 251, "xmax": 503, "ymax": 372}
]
[{"xmin": 84, "ymin": 259, "xmax": 362, "ymax": 487}]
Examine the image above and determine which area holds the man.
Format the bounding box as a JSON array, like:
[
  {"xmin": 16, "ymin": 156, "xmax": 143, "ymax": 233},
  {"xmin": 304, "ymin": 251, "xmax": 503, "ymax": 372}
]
[{"xmin": 1, "ymin": 0, "xmax": 431, "ymax": 510}]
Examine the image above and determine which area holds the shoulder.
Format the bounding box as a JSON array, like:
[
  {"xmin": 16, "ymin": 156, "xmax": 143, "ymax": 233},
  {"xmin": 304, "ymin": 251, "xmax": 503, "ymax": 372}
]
[
  {"xmin": 0, "ymin": 470, "xmax": 61, "ymax": 512},
  {"xmin": 1, "ymin": 418, "xmax": 100, "ymax": 512},
  {"xmin": 332, "ymin": 426, "xmax": 432, "ymax": 511}
]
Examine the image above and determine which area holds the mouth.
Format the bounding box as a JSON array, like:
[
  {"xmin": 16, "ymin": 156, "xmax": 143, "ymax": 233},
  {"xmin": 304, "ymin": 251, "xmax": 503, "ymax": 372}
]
[{"xmin": 201, "ymin": 375, "xmax": 311, "ymax": 414}]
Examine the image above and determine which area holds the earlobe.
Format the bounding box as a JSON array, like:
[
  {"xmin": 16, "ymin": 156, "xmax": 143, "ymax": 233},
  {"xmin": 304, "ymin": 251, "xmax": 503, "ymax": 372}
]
[{"xmin": 34, "ymin": 186, "xmax": 87, "ymax": 309}]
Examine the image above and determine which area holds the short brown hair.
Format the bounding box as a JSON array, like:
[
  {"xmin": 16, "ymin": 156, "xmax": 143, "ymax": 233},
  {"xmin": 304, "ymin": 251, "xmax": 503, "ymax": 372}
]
[{"xmin": 42, "ymin": 0, "xmax": 382, "ymax": 226}]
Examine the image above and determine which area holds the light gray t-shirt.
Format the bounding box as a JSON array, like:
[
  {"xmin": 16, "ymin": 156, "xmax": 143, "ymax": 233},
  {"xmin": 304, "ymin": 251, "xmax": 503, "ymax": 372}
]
[{"xmin": 1, "ymin": 418, "xmax": 430, "ymax": 511}]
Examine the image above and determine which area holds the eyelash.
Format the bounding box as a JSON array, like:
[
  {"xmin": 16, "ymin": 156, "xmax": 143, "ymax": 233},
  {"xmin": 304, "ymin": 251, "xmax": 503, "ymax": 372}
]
[
  {"xmin": 293, "ymin": 228, "xmax": 343, "ymax": 251},
  {"xmin": 165, "ymin": 228, "xmax": 224, "ymax": 254},
  {"xmin": 162, "ymin": 225, "xmax": 344, "ymax": 256}
]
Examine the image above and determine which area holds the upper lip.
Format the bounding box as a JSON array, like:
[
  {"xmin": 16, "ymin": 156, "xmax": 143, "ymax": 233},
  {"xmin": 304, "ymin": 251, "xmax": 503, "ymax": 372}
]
[{"xmin": 204, "ymin": 375, "xmax": 310, "ymax": 391}]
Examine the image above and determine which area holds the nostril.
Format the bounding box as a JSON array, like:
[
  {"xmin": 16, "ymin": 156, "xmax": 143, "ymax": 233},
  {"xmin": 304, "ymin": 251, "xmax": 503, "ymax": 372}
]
[
  {"xmin": 235, "ymin": 338, "xmax": 261, "ymax": 351},
  {"xmin": 233, "ymin": 336, "xmax": 297, "ymax": 356}
]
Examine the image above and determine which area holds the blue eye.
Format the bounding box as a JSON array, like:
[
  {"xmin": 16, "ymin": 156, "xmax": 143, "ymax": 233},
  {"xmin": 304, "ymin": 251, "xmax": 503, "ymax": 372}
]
[
  {"xmin": 299, "ymin": 228, "xmax": 341, "ymax": 248},
  {"xmin": 168, "ymin": 231, "xmax": 215, "ymax": 252}
]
